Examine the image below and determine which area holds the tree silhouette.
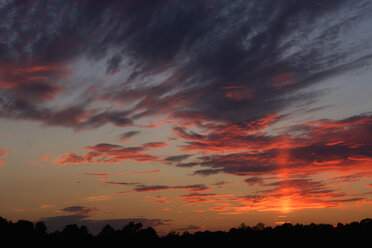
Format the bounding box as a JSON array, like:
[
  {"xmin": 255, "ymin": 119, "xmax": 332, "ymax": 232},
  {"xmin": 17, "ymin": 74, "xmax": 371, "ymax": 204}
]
[{"xmin": 0, "ymin": 215, "xmax": 371, "ymax": 246}]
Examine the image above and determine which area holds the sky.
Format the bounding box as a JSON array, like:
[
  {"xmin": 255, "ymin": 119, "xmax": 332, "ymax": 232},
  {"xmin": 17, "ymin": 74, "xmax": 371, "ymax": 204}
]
[{"xmin": 1, "ymin": 0, "xmax": 372, "ymax": 234}]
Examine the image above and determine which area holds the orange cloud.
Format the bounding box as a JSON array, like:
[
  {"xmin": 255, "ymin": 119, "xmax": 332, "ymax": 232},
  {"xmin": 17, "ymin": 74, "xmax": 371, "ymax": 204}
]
[
  {"xmin": 178, "ymin": 193, "xmax": 234, "ymax": 205},
  {"xmin": 134, "ymin": 170, "xmax": 162, "ymax": 175},
  {"xmin": 40, "ymin": 154, "xmax": 54, "ymax": 161},
  {"xmin": 0, "ymin": 147, "xmax": 9, "ymax": 157},
  {"xmin": 40, "ymin": 204, "xmax": 56, "ymax": 209},
  {"xmin": 193, "ymin": 209, "xmax": 205, "ymax": 213},
  {"xmin": 140, "ymin": 196, "xmax": 169, "ymax": 204},
  {"xmin": 0, "ymin": 147, "xmax": 9, "ymax": 166},
  {"xmin": 84, "ymin": 195, "xmax": 113, "ymax": 202}
]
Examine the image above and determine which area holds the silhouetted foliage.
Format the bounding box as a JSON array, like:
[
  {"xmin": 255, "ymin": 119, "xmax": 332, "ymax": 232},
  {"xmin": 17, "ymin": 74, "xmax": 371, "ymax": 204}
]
[{"xmin": 0, "ymin": 216, "xmax": 371, "ymax": 247}]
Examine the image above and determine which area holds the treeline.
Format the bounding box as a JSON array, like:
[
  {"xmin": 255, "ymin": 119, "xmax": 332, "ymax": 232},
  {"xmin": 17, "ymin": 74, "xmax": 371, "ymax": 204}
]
[{"xmin": 1, "ymin": 216, "xmax": 371, "ymax": 246}]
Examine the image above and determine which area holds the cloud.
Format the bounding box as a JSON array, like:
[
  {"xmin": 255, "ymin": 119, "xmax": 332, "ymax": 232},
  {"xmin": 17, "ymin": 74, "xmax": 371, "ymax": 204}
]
[
  {"xmin": 172, "ymin": 114, "xmax": 283, "ymax": 152},
  {"xmin": 85, "ymin": 173, "xmax": 109, "ymax": 177},
  {"xmin": 193, "ymin": 169, "xmax": 223, "ymax": 176},
  {"xmin": 85, "ymin": 143, "xmax": 122, "ymax": 151},
  {"xmin": 83, "ymin": 195, "xmax": 113, "ymax": 202},
  {"xmin": 1, "ymin": 0, "xmax": 372, "ymax": 219},
  {"xmin": 40, "ymin": 154, "xmax": 54, "ymax": 161},
  {"xmin": 0, "ymin": 147, "xmax": 8, "ymax": 157},
  {"xmin": 133, "ymin": 170, "xmax": 162, "ymax": 175},
  {"xmin": 59, "ymin": 206, "xmax": 98, "ymax": 215},
  {"xmin": 212, "ymin": 181, "xmax": 232, "ymax": 188},
  {"xmin": 119, "ymin": 131, "xmax": 141, "ymax": 142},
  {"xmin": 164, "ymin": 154, "xmax": 192, "ymax": 162},
  {"xmin": 0, "ymin": 62, "xmax": 68, "ymax": 103},
  {"xmin": 176, "ymin": 162, "xmax": 199, "ymax": 168},
  {"xmin": 39, "ymin": 214, "xmax": 171, "ymax": 234},
  {"xmin": 178, "ymin": 192, "xmax": 234, "ymax": 204},
  {"xmin": 328, "ymin": 171, "xmax": 372, "ymax": 186},
  {"xmin": 106, "ymin": 54, "xmax": 122, "ymax": 75},
  {"xmin": 40, "ymin": 204, "xmax": 56, "ymax": 209},
  {"xmin": 119, "ymin": 184, "xmax": 210, "ymax": 194},
  {"xmin": 116, "ymin": 170, "xmax": 162, "ymax": 176},
  {"xmin": 104, "ymin": 182, "xmax": 142, "ymax": 186},
  {"xmin": 142, "ymin": 142, "xmax": 168, "ymax": 149},
  {"xmin": 177, "ymin": 113, "xmax": 372, "ymax": 176},
  {"xmin": 54, "ymin": 143, "xmax": 160, "ymax": 165},
  {"xmin": 165, "ymin": 114, "xmax": 372, "ymax": 213},
  {"xmin": 223, "ymin": 87, "xmax": 254, "ymax": 101},
  {"xmin": 0, "ymin": 0, "xmax": 370, "ymax": 133},
  {"xmin": 244, "ymin": 177, "xmax": 265, "ymax": 186},
  {"xmin": 140, "ymin": 196, "xmax": 169, "ymax": 204},
  {"xmin": 54, "ymin": 140, "xmax": 176, "ymax": 166},
  {"xmin": 0, "ymin": 147, "xmax": 9, "ymax": 166},
  {"xmin": 193, "ymin": 209, "xmax": 204, "ymax": 213},
  {"xmin": 206, "ymin": 175, "xmax": 370, "ymax": 214}
]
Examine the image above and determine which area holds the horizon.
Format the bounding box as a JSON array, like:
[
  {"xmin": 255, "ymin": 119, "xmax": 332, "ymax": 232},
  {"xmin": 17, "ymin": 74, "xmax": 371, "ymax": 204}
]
[{"xmin": 1, "ymin": 0, "xmax": 372, "ymax": 234}]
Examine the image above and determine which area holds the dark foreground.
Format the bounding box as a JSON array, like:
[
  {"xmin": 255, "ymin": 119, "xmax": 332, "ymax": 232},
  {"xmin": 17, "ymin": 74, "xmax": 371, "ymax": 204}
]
[{"xmin": 1, "ymin": 216, "xmax": 371, "ymax": 247}]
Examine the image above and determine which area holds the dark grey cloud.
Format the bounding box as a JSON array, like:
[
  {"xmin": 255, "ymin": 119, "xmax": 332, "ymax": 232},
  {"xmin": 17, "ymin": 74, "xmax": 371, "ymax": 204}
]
[
  {"xmin": 59, "ymin": 206, "xmax": 97, "ymax": 215},
  {"xmin": 176, "ymin": 162, "xmax": 199, "ymax": 168},
  {"xmin": 0, "ymin": 0, "xmax": 371, "ymax": 130},
  {"xmin": 106, "ymin": 54, "xmax": 122, "ymax": 75},
  {"xmin": 193, "ymin": 169, "xmax": 223, "ymax": 177},
  {"xmin": 186, "ymin": 113, "xmax": 372, "ymax": 176},
  {"xmin": 212, "ymin": 181, "xmax": 231, "ymax": 188},
  {"xmin": 104, "ymin": 181, "xmax": 142, "ymax": 186},
  {"xmin": 198, "ymin": 151, "xmax": 280, "ymax": 176},
  {"xmin": 164, "ymin": 154, "xmax": 192, "ymax": 162},
  {"xmin": 119, "ymin": 130, "xmax": 141, "ymax": 141},
  {"xmin": 39, "ymin": 214, "xmax": 171, "ymax": 234},
  {"xmin": 129, "ymin": 184, "xmax": 210, "ymax": 193},
  {"xmin": 244, "ymin": 177, "xmax": 265, "ymax": 186}
]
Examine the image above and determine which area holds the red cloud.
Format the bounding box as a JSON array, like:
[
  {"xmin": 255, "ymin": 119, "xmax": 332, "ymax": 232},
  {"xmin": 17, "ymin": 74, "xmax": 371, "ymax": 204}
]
[
  {"xmin": 0, "ymin": 62, "xmax": 69, "ymax": 102},
  {"xmin": 174, "ymin": 114, "xmax": 372, "ymax": 176},
  {"xmin": 224, "ymin": 88, "xmax": 254, "ymax": 101},
  {"xmin": 204, "ymin": 176, "xmax": 368, "ymax": 215},
  {"xmin": 163, "ymin": 111, "xmax": 220, "ymax": 128},
  {"xmin": 117, "ymin": 170, "xmax": 162, "ymax": 176},
  {"xmin": 270, "ymin": 72, "xmax": 298, "ymax": 90},
  {"xmin": 134, "ymin": 170, "xmax": 162, "ymax": 175},
  {"xmin": 85, "ymin": 173, "xmax": 109, "ymax": 176},
  {"xmin": 140, "ymin": 122, "xmax": 164, "ymax": 129},
  {"xmin": 173, "ymin": 114, "xmax": 284, "ymax": 152},
  {"xmin": 143, "ymin": 142, "xmax": 168, "ymax": 149},
  {"xmin": 54, "ymin": 143, "xmax": 162, "ymax": 166},
  {"xmin": 0, "ymin": 147, "xmax": 9, "ymax": 166},
  {"xmin": 140, "ymin": 196, "xmax": 169, "ymax": 204},
  {"xmin": 40, "ymin": 154, "xmax": 54, "ymax": 161},
  {"xmin": 178, "ymin": 193, "xmax": 234, "ymax": 204},
  {"xmin": 169, "ymin": 113, "xmax": 372, "ymax": 213},
  {"xmin": 0, "ymin": 147, "xmax": 8, "ymax": 158}
]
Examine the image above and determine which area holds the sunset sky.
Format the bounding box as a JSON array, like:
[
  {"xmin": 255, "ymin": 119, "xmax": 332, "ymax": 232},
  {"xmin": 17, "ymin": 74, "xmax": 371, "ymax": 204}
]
[{"xmin": 1, "ymin": 0, "xmax": 372, "ymax": 234}]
